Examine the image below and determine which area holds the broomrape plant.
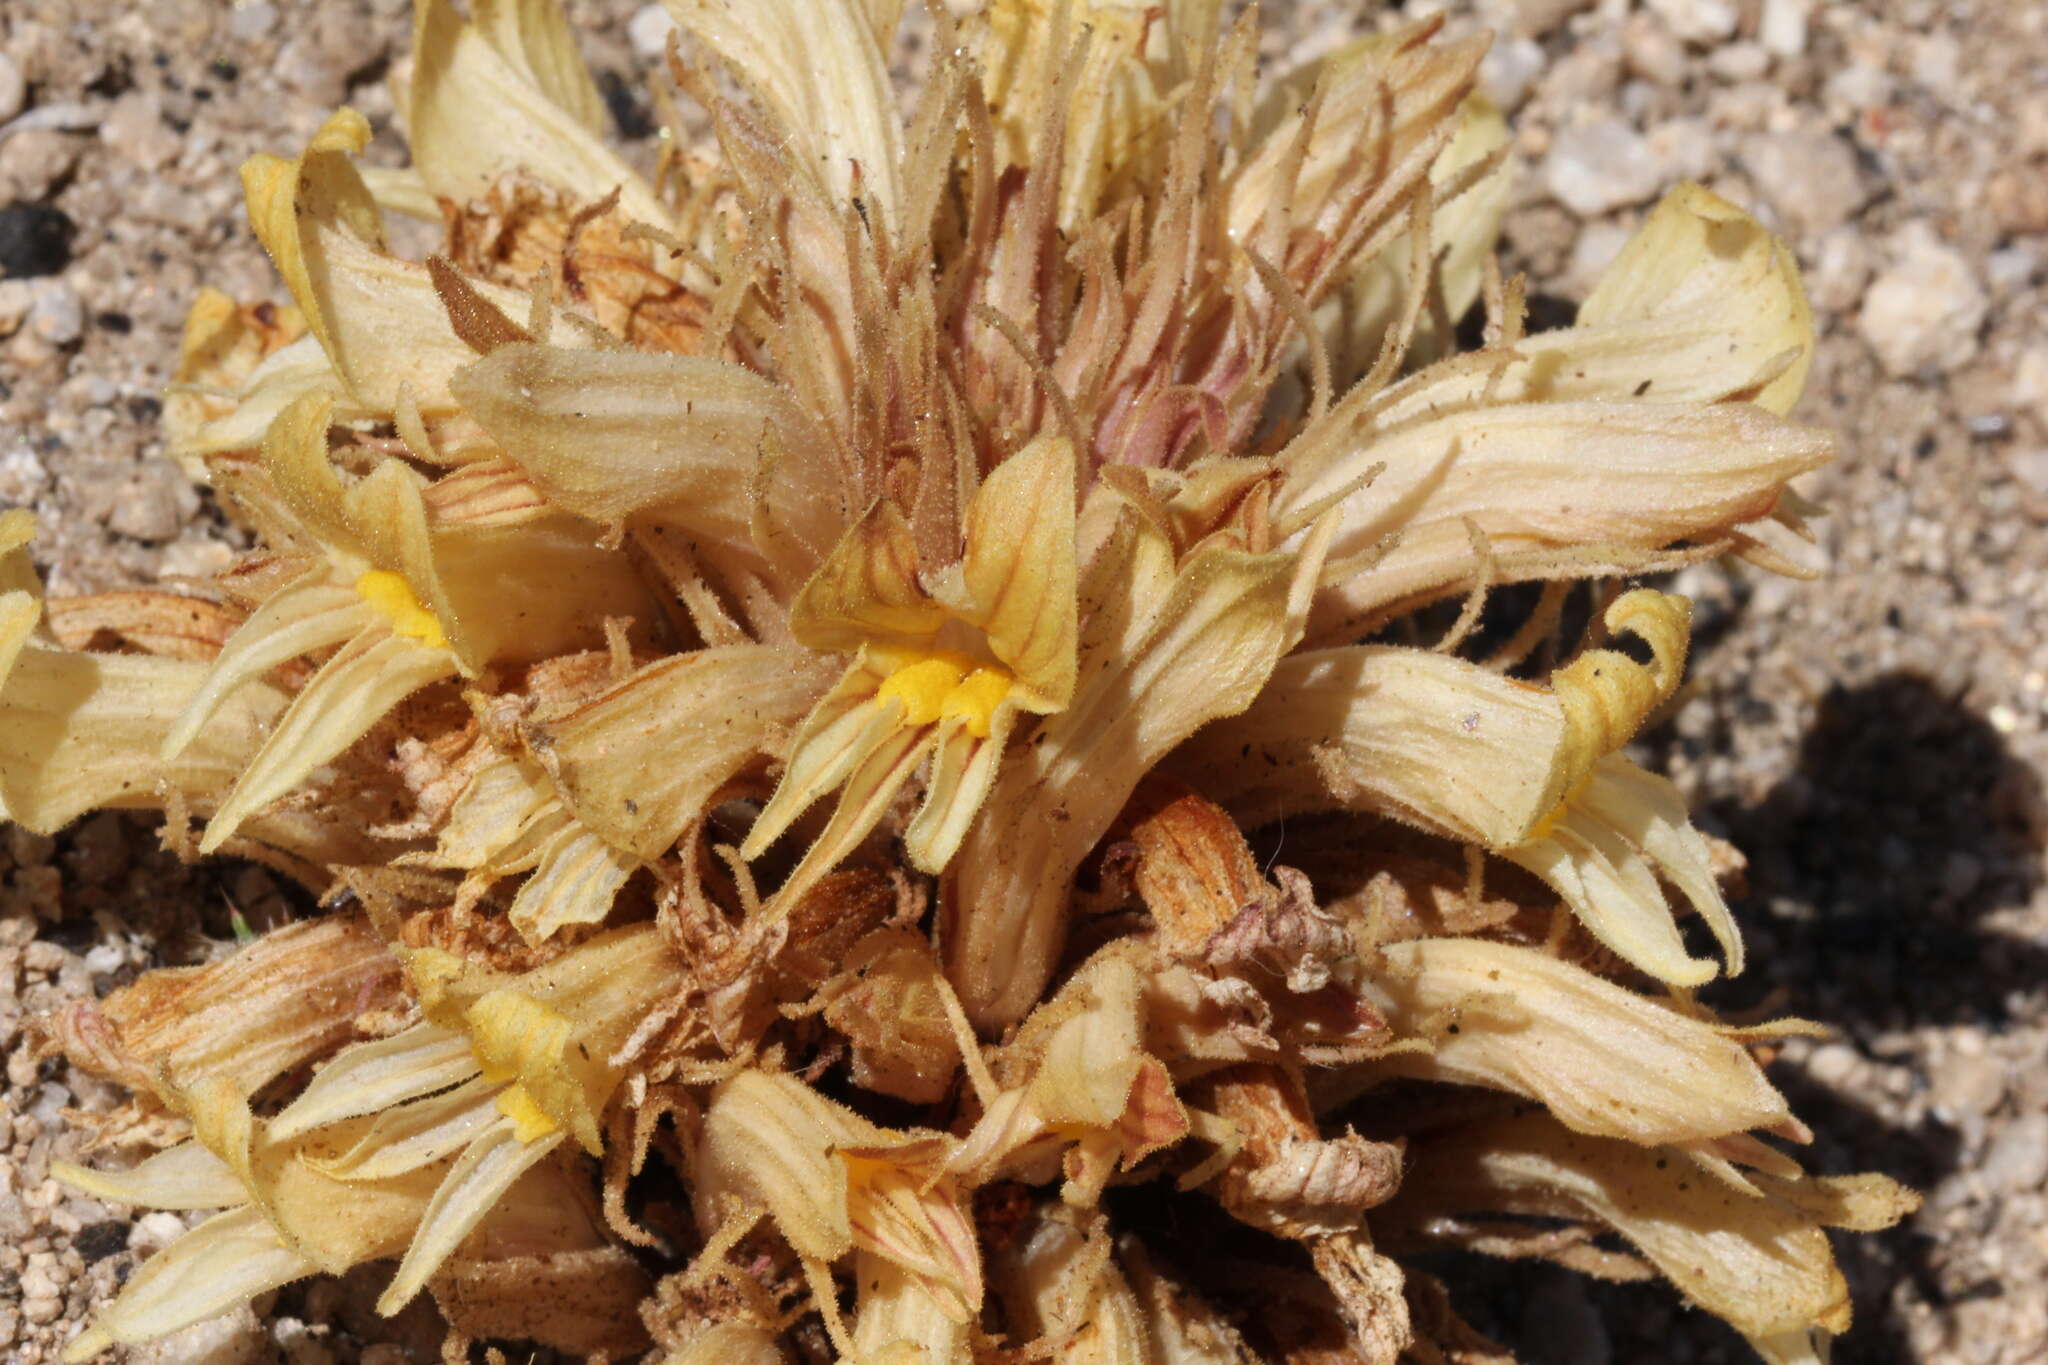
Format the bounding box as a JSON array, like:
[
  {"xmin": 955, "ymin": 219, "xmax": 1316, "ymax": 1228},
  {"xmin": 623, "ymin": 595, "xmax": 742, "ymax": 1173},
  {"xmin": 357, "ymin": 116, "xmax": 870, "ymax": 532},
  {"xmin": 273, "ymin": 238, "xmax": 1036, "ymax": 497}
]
[{"xmin": 8, "ymin": 1, "xmax": 1914, "ymax": 1361}]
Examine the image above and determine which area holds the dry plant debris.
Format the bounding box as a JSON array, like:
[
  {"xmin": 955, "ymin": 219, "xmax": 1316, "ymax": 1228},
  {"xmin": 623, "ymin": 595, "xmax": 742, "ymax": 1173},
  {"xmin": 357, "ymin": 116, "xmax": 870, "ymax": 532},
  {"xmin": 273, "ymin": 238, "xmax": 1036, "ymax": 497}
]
[{"xmin": 0, "ymin": 0, "xmax": 1962, "ymax": 1362}]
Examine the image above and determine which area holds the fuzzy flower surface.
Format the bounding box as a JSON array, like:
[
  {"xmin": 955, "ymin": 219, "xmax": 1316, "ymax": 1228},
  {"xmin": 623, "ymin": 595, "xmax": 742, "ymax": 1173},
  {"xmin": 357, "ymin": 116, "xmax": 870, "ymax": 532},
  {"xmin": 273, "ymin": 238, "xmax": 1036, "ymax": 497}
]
[{"xmin": 7, "ymin": 2, "xmax": 1916, "ymax": 1363}]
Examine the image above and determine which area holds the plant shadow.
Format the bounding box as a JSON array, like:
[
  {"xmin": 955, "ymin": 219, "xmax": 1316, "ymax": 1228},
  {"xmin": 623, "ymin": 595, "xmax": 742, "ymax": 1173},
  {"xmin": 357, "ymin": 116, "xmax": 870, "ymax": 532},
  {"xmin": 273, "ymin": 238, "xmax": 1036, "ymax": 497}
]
[{"xmin": 1664, "ymin": 670, "xmax": 2046, "ymax": 1363}]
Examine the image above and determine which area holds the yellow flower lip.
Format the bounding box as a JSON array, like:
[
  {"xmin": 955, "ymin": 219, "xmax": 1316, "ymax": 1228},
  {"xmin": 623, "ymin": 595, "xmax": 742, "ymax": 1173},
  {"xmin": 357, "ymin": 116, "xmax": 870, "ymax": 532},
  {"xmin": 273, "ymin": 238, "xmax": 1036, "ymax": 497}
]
[
  {"xmin": 493, "ymin": 1082, "xmax": 561, "ymax": 1143},
  {"xmin": 875, "ymin": 650, "xmax": 1013, "ymax": 739},
  {"xmin": 354, "ymin": 570, "xmax": 449, "ymax": 649}
]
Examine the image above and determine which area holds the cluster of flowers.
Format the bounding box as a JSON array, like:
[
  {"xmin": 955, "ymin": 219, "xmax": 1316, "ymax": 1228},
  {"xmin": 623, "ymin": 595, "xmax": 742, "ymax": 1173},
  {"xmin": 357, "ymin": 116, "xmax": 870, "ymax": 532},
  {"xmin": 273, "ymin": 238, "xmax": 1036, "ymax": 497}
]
[{"xmin": 4, "ymin": 1, "xmax": 1913, "ymax": 1361}]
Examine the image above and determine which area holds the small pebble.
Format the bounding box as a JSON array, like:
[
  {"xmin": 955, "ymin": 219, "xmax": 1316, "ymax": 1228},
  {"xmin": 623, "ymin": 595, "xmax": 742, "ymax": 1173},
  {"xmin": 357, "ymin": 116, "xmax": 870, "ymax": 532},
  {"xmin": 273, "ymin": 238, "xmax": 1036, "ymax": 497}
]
[
  {"xmin": 1979, "ymin": 1115, "xmax": 2048, "ymax": 1195},
  {"xmin": 0, "ymin": 277, "xmax": 31, "ymax": 334},
  {"xmin": 1824, "ymin": 63, "xmax": 1894, "ymax": 113},
  {"xmin": 1480, "ymin": 37, "xmax": 1545, "ymax": 113},
  {"xmin": 27, "ymin": 278, "xmax": 85, "ymax": 348},
  {"xmin": 628, "ymin": 4, "xmax": 679, "ymax": 59},
  {"xmin": 1759, "ymin": 0, "xmax": 1811, "ymax": 58},
  {"xmin": 1740, "ymin": 128, "xmax": 1870, "ymax": 238},
  {"xmin": 130, "ymin": 1210, "xmax": 190, "ymax": 1256},
  {"xmin": 1806, "ymin": 227, "xmax": 1874, "ymax": 313},
  {"xmin": 1621, "ymin": 13, "xmax": 1687, "ymax": 87},
  {"xmin": 0, "ymin": 202, "xmax": 76, "ymax": 279},
  {"xmin": 1707, "ymin": 42, "xmax": 1771, "ymax": 83},
  {"xmin": 129, "ymin": 1305, "xmax": 268, "ymax": 1365},
  {"xmin": 0, "ymin": 127, "xmax": 84, "ymax": 203},
  {"xmin": 1644, "ymin": 117, "xmax": 1716, "ymax": 185},
  {"xmin": 101, "ymin": 93, "xmax": 182, "ymax": 173},
  {"xmin": 2007, "ymin": 447, "xmax": 2048, "ymax": 499},
  {"xmin": 1645, "ymin": 0, "xmax": 1739, "ymax": 45},
  {"xmin": 108, "ymin": 467, "xmax": 196, "ymax": 543},
  {"xmin": 1858, "ymin": 226, "xmax": 1988, "ymax": 379},
  {"xmin": 0, "ymin": 52, "xmax": 25, "ymax": 125},
  {"xmin": 228, "ymin": 2, "xmax": 280, "ymax": 41},
  {"xmin": 1805, "ymin": 1042, "xmax": 1861, "ymax": 1088},
  {"xmin": 2011, "ymin": 347, "xmax": 2048, "ymax": 429},
  {"xmin": 0, "ymin": 445, "xmax": 48, "ymax": 504},
  {"xmin": 1512, "ymin": 0, "xmax": 1594, "ymax": 38},
  {"xmin": 1545, "ymin": 118, "xmax": 1665, "ymax": 217}
]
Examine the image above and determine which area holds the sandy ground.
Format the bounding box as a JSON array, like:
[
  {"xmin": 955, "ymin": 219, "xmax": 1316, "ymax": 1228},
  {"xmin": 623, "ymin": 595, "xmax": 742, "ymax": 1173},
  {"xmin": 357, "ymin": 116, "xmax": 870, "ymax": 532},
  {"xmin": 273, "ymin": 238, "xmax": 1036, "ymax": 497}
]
[{"xmin": 3, "ymin": 0, "xmax": 2046, "ymax": 1361}]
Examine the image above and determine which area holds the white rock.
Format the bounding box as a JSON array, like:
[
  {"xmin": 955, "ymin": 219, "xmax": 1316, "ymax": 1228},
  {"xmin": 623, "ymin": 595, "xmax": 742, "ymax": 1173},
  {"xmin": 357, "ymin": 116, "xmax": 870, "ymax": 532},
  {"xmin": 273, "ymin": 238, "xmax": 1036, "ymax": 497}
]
[
  {"xmin": 157, "ymin": 537, "xmax": 236, "ymax": 581},
  {"xmin": 1857, "ymin": 226, "xmax": 1987, "ymax": 379},
  {"xmin": 1805, "ymin": 1041, "xmax": 1861, "ymax": 1088},
  {"xmin": 0, "ymin": 127, "xmax": 84, "ymax": 202},
  {"xmin": 1825, "ymin": 63, "xmax": 1894, "ymax": 113},
  {"xmin": 1988, "ymin": 245, "xmax": 2041, "ymax": 293},
  {"xmin": 108, "ymin": 467, "xmax": 197, "ymax": 543},
  {"xmin": 1979, "ymin": 1114, "xmax": 2048, "ymax": 1194},
  {"xmin": 128, "ymin": 1305, "xmax": 267, "ymax": 1365},
  {"xmin": 130, "ymin": 1210, "xmax": 190, "ymax": 1256},
  {"xmin": 1927, "ymin": 1048, "xmax": 2004, "ymax": 1116},
  {"xmin": 1511, "ymin": 0, "xmax": 1593, "ymax": 37},
  {"xmin": 1645, "ymin": 118, "xmax": 1716, "ymax": 185},
  {"xmin": 19, "ymin": 1263, "xmax": 60, "ymax": 1300},
  {"xmin": 1622, "ymin": 13, "xmax": 1687, "ymax": 87},
  {"xmin": 1909, "ymin": 32, "xmax": 1961, "ymax": 93},
  {"xmin": 628, "ymin": 3, "xmax": 679, "ymax": 59},
  {"xmin": 101, "ymin": 92, "xmax": 181, "ymax": 173},
  {"xmin": 1563, "ymin": 220, "xmax": 1633, "ymax": 298},
  {"xmin": 0, "ymin": 279, "xmax": 32, "ymax": 336},
  {"xmin": 26, "ymin": 279, "xmax": 84, "ymax": 348},
  {"xmin": 2008, "ymin": 447, "xmax": 2048, "ymax": 499},
  {"xmin": 0, "ymin": 52, "xmax": 24, "ymax": 125},
  {"xmin": 2012, "ymin": 347, "xmax": 2048, "ymax": 429},
  {"xmin": 273, "ymin": 1317, "xmax": 336, "ymax": 1365},
  {"xmin": 1545, "ymin": 118, "xmax": 1664, "ymax": 217},
  {"xmin": 2018, "ymin": 91, "xmax": 2048, "ymax": 159},
  {"xmin": 1707, "ymin": 41, "xmax": 1770, "ymax": 82},
  {"xmin": 1740, "ymin": 128, "xmax": 1869, "ymax": 238},
  {"xmin": 1645, "ymin": 0, "xmax": 1738, "ymax": 45},
  {"xmin": 1759, "ymin": 0, "xmax": 1811, "ymax": 58},
  {"xmin": 0, "ymin": 445, "xmax": 48, "ymax": 504},
  {"xmin": 1541, "ymin": 38, "xmax": 1622, "ymax": 105},
  {"xmin": 227, "ymin": 2, "xmax": 279, "ymax": 41},
  {"xmin": 1480, "ymin": 36, "xmax": 1545, "ymax": 112},
  {"xmin": 1805, "ymin": 227, "xmax": 1874, "ymax": 313}
]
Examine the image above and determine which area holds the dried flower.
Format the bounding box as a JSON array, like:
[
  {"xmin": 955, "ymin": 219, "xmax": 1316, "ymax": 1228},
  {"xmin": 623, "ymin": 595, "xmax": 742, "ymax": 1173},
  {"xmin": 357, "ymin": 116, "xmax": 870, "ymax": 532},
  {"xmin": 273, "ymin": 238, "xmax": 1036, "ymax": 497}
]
[{"xmin": 13, "ymin": 1, "xmax": 1916, "ymax": 1362}]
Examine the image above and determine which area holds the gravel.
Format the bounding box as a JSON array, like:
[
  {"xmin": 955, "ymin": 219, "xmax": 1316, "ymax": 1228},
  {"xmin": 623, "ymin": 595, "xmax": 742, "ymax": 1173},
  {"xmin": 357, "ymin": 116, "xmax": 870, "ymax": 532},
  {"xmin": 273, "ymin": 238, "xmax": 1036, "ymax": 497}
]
[{"xmin": 4, "ymin": 0, "xmax": 2046, "ymax": 1362}]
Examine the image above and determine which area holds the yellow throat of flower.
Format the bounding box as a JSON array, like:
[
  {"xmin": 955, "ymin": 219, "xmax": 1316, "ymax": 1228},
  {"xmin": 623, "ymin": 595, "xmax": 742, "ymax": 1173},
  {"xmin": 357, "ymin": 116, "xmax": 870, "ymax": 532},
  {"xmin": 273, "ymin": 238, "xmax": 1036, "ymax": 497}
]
[
  {"xmin": 875, "ymin": 651, "xmax": 1014, "ymax": 738},
  {"xmin": 492, "ymin": 1082, "xmax": 561, "ymax": 1143},
  {"xmin": 355, "ymin": 570, "xmax": 449, "ymax": 650}
]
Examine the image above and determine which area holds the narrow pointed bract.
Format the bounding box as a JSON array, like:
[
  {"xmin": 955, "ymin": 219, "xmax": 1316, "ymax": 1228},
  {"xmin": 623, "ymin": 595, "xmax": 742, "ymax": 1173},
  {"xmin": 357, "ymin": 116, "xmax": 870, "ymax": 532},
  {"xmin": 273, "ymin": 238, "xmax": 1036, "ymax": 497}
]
[{"xmin": 20, "ymin": 2, "xmax": 1909, "ymax": 1361}]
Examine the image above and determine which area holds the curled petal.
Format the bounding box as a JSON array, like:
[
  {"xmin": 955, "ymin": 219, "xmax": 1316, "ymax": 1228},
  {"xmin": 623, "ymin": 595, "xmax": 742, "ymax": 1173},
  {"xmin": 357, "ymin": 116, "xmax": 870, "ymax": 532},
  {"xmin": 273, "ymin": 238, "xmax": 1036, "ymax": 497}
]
[
  {"xmin": 241, "ymin": 109, "xmax": 568, "ymax": 413},
  {"xmin": 1368, "ymin": 938, "xmax": 1791, "ymax": 1145},
  {"xmin": 667, "ymin": 0, "xmax": 905, "ymax": 225},
  {"xmin": 198, "ymin": 631, "xmax": 459, "ymax": 854},
  {"xmin": 378, "ymin": 1118, "xmax": 568, "ymax": 1313},
  {"xmin": 410, "ymin": 0, "xmax": 674, "ymax": 229},
  {"xmin": 53, "ymin": 1142, "xmax": 246, "ymax": 1213},
  {"xmin": 952, "ymin": 433, "xmax": 1079, "ymax": 711},
  {"xmin": 527, "ymin": 645, "xmax": 833, "ymax": 859},
  {"xmin": 1386, "ymin": 1111, "xmax": 1885, "ymax": 1352},
  {"xmin": 452, "ymin": 344, "xmax": 847, "ymax": 590},
  {"xmin": 61, "ymin": 1207, "xmax": 315, "ymax": 1361},
  {"xmin": 48, "ymin": 917, "xmax": 403, "ymax": 1113}
]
